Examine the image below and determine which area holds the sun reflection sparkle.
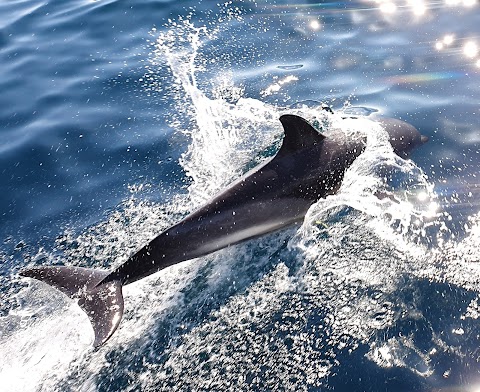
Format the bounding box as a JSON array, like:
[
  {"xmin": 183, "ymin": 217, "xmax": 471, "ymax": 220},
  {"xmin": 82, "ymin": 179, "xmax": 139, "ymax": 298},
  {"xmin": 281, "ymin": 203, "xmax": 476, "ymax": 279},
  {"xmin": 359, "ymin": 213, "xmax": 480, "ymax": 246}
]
[
  {"xmin": 309, "ymin": 19, "xmax": 322, "ymax": 30},
  {"xmin": 260, "ymin": 75, "xmax": 299, "ymax": 97},
  {"xmin": 362, "ymin": 0, "xmax": 479, "ymax": 44},
  {"xmin": 434, "ymin": 32, "xmax": 480, "ymax": 70},
  {"xmin": 379, "ymin": 2, "xmax": 397, "ymax": 13},
  {"xmin": 272, "ymin": 1, "xmax": 480, "ymax": 74},
  {"xmin": 367, "ymin": 0, "xmax": 478, "ymax": 15},
  {"xmin": 443, "ymin": 34, "xmax": 455, "ymax": 45},
  {"xmin": 464, "ymin": 41, "xmax": 479, "ymax": 58},
  {"xmin": 418, "ymin": 191, "xmax": 429, "ymax": 202},
  {"xmin": 407, "ymin": 0, "xmax": 427, "ymax": 15}
]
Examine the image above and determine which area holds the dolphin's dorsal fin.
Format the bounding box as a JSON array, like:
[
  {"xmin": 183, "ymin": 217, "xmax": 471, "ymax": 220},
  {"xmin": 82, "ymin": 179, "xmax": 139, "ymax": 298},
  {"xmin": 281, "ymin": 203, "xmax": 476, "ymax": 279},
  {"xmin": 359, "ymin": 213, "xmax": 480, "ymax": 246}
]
[{"xmin": 278, "ymin": 115, "xmax": 325, "ymax": 156}]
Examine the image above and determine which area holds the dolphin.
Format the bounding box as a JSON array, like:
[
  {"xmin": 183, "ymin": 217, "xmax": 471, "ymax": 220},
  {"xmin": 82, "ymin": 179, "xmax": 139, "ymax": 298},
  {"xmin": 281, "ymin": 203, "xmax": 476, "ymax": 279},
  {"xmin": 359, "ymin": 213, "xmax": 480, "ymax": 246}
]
[{"xmin": 19, "ymin": 114, "xmax": 428, "ymax": 347}]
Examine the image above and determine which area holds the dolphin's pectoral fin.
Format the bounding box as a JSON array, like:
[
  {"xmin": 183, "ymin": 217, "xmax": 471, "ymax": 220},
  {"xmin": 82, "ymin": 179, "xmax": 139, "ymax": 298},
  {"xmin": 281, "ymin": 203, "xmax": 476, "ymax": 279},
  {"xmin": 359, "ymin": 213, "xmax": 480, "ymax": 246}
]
[
  {"xmin": 278, "ymin": 114, "xmax": 326, "ymax": 156},
  {"xmin": 19, "ymin": 266, "xmax": 124, "ymax": 347}
]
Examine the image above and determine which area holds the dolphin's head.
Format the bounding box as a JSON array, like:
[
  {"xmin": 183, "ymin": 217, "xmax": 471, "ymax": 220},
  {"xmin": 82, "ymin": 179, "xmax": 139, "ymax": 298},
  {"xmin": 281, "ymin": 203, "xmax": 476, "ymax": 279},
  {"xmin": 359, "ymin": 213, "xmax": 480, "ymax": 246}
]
[{"xmin": 378, "ymin": 118, "xmax": 428, "ymax": 158}]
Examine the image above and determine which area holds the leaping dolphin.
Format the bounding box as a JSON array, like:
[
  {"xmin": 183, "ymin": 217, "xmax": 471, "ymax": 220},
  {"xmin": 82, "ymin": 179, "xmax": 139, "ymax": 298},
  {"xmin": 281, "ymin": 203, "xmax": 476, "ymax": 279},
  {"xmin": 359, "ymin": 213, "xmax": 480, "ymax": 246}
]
[{"xmin": 20, "ymin": 114, "xmax": 428, "ymax": 347}]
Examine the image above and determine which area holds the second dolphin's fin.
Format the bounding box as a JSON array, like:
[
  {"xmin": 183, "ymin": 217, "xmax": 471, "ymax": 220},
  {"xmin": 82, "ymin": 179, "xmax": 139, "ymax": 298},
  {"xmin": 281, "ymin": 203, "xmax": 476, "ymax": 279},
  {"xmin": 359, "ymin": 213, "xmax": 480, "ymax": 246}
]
[
  {"xmin": 19, "ymin": 266, "xmax": 123, "ymax": 347},
  {"xmin": 278, "ymin": 114, "xmax": 326, "ymax": 157}
]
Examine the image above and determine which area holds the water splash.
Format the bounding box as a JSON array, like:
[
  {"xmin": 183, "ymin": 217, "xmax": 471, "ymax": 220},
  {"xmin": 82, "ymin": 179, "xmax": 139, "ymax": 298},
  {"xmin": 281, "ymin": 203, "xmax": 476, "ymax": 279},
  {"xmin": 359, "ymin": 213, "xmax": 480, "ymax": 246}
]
[{"xmin": 146, "ymin": 9, "xmax": 282, "ymax": 207}]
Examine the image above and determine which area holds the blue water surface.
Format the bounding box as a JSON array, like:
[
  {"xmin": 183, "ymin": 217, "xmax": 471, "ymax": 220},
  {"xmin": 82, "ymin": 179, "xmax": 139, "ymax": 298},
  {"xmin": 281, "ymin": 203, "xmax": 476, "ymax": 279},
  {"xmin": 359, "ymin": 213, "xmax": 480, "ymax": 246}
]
[{"xmin": 1, "ymin": 0, "xmax": 480, "ymax": 391}]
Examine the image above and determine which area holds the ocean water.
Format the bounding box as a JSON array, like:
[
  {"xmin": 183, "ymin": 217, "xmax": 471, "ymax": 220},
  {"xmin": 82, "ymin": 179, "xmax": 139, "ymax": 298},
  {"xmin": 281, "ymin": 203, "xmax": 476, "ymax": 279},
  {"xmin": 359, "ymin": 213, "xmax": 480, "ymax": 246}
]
[{"xmin": 1, "ymin": 0, "xmax": 479, "ymax": 391}]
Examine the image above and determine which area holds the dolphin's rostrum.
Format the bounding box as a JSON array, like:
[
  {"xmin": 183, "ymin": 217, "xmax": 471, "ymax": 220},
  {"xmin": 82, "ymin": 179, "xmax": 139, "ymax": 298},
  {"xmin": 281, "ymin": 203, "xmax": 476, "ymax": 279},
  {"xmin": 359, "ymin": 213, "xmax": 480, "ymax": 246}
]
[{"xmin": 20, "ymin": 114, "xmax": 428, "ymax": 347}]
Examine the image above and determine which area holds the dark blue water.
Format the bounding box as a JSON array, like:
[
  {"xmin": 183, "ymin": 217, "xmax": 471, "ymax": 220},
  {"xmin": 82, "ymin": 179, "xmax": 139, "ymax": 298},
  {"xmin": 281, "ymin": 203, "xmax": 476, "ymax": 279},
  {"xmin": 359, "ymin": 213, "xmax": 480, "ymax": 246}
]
[{"xmin": 1, "ymin": 0, "xmax": 480, "ymax": 391}]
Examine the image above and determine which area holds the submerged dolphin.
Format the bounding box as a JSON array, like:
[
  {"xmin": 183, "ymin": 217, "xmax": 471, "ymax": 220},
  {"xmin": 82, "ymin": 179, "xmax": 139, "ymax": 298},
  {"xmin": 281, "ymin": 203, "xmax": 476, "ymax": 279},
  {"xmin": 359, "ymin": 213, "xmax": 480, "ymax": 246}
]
[{"xmin": 20, "ymin": 114, "xmax": 428, "ymax": 346}]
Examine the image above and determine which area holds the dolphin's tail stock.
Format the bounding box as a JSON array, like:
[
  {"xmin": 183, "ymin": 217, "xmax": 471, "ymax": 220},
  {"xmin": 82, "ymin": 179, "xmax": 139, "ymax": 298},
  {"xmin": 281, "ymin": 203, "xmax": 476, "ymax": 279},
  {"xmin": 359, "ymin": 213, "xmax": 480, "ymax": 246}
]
[{"xmin": 19, "ymin": 266, "xmax": 123, "ymax": 347}]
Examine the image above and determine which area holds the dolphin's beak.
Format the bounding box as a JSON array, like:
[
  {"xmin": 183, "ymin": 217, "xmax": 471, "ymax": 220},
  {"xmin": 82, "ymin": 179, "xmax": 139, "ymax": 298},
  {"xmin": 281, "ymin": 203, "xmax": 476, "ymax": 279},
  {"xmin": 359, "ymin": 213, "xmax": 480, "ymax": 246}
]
[{"xmin": 421, "ymin": 135, "xmax": 429, "ymax": 144}]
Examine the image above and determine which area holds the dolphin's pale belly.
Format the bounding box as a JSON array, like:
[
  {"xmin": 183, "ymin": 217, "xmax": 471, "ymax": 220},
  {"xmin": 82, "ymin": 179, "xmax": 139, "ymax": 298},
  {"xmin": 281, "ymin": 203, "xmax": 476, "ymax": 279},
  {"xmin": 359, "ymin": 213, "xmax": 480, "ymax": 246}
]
[
  {"xmin": 194, "ymin": 219, "xmax": 291, "ymax": 255},
  {"xmin": 172, "ymin": 196, "xmax": 311, "ymax": 259}
]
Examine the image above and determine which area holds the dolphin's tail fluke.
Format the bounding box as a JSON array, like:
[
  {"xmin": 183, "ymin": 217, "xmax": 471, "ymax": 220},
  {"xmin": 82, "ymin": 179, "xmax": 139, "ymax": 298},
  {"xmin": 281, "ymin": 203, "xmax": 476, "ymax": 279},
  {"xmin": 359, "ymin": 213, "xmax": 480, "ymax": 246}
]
[{"xmin": 19, "ymin": 266, "xmax": 123, "ymax": 347}]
